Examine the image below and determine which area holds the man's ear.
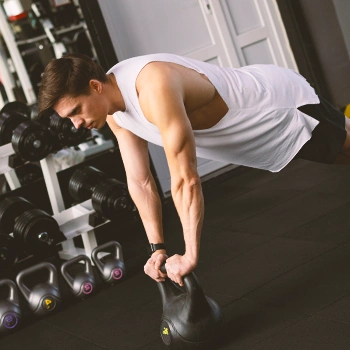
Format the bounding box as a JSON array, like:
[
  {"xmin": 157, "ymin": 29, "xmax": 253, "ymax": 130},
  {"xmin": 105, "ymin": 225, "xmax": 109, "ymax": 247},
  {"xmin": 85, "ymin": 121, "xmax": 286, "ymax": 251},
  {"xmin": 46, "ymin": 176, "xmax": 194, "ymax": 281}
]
[{"xmin": 89, "ymin": 79, "xmax": 102, "ymax": 93}]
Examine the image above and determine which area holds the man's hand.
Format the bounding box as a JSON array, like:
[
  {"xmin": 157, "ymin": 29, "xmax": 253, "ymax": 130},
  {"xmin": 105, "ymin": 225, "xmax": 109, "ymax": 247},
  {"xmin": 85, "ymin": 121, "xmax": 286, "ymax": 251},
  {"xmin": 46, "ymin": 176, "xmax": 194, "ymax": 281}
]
[
  {"xmin": 165, "ymin": 254, "xmax": 197, "ymax": 287},
  {"xmin": 144, "ymin": 252, "xmax": 168, "ymax": 282}
]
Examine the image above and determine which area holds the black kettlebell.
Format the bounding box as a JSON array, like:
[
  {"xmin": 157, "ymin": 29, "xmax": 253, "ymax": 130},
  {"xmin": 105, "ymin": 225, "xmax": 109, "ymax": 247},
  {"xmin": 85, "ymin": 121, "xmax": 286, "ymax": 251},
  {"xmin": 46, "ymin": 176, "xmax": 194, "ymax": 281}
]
[
  {"xmin": 16, "ymin": 262, "xmax": 62, "ymax": 316},
  {"xmin": 0, "ymin": 279, "xmax": 22, "ymax": 333},
  {"xmin": 157, "ymin": 265, "xmax": 224, "ymax": 349},
  {"xmin": 61, "ymin": 255, "xmax": 96, "ymax": 298},
  {"xmin": 91, "ymin": 241, "xmax": 125, "ymax": 284}
]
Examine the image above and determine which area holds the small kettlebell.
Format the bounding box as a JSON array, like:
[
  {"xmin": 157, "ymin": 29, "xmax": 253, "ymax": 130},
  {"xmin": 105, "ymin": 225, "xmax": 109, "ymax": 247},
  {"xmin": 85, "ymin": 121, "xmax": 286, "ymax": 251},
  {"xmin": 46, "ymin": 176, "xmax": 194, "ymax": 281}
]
[
  {"xmin": 91, "ymin": 241, "xmax": 125, "ymax": 284},
  {"xmin": 157, "ymin": 265, "xmax": 224, "ymax": 349},
  {"xmin": 16, "ymin": 262, "xmax": 62, "ymax": 316},
  {"xmin": 0, "ymin": 279, "xmax": 22, "ymax": 333},
  {"xmin": 61, "ymin": 255, "xmax": 96, "ymax": 298}
]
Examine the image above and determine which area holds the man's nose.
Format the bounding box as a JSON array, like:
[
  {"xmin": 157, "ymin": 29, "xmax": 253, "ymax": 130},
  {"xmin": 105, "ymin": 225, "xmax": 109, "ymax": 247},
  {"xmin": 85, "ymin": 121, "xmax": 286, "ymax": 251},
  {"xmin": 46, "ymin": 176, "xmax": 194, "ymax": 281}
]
[{"xmin": 71, "ymin": 117, "xmax": 84, "ymax": 129}]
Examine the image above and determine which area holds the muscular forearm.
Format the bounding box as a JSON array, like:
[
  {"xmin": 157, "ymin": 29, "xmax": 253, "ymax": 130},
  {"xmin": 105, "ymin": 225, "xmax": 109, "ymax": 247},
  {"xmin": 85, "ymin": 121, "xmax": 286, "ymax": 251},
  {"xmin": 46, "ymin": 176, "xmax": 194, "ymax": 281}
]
[
  {"xmin": 171, "ymin": 177, "xmax": 204, "ymax": 264},
  {"xmin": 127, "ymin": 174, "xmax": 164, "ymax": 245}
]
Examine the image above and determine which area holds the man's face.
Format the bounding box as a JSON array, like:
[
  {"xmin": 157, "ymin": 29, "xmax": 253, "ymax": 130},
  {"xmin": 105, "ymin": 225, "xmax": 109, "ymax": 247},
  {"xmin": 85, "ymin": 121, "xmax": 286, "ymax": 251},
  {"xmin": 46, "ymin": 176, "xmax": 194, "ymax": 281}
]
[{"xmin": 53, "ymin": 90, "xmax": 107, "ymax": 130}]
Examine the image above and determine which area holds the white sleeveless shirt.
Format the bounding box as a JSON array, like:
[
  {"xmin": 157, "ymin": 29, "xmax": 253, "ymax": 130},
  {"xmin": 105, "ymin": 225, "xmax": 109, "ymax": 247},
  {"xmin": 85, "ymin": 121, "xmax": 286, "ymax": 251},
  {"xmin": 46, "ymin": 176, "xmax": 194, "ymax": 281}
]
[{"xmin": 107, "ymin": 53, "xmax": 319, "ymax": 172}]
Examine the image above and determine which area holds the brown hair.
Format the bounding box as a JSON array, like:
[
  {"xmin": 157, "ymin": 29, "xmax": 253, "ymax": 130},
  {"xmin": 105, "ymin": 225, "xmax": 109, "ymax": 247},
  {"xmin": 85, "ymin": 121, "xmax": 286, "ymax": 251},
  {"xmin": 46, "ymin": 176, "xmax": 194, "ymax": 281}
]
[{"xmin": 38, "ymin": 53, "xmax": 108, "ymax": 117}]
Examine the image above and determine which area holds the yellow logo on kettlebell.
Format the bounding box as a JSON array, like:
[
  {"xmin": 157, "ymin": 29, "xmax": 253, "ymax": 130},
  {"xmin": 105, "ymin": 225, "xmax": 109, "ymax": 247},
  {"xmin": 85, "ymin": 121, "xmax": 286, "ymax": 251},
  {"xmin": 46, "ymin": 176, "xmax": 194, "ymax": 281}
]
[
  {"xmin": 45, "ymin": 299, "xmax": 53, "ymax": 309},
  {"xmin": 162, "ymin": 327, "xmax": 169, "ymax": 335}
]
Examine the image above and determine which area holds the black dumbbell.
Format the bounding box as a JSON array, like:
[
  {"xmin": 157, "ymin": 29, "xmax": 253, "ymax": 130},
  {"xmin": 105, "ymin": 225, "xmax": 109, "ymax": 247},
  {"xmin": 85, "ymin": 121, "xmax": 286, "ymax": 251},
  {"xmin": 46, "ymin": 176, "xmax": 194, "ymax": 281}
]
[
  {"xmin": 69, "ymin": 166, "xmax": 108, "ymax": 202},
  {"xmin": 1, "ymin": 101, "xmax": 30, "ymax": 119},
  {"xmin": 49, "ymin": 111, "xmax": 91, "ymax": 147},
  {"xmin": 35, "ymin": 109, "xmax": 91, "ymax": 148},
  {"xmin": 0, "ymin": 197, "xmax": 66, "ymax": 256},
  {"xmin": 0, "ymin": 103, "xmax": 54, "ymax": 161},
  {"xmin": 68, "ymin": 166, "xmax": 134, "ymax": 220},
  {"xmin": 0, "ymin": 234, "xmax": 20, "ymax": 271},
  {"xmin": 15, "ymin": 163, "xmax": 43, "ymax": 187}
]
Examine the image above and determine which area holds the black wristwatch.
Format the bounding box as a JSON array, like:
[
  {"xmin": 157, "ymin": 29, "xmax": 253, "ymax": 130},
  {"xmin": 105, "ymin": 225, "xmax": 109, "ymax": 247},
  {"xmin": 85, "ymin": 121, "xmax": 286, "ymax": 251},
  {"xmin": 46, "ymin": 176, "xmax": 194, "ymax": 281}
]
[{"xmin": 148, "ymin": 243, "xmax": 166, "ymax": 257}]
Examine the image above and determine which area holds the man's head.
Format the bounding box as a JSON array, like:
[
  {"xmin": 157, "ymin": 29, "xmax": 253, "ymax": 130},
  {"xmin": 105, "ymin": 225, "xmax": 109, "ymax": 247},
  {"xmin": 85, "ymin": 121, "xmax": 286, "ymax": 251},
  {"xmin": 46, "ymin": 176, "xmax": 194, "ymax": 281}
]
[{"xmin": 38, "ymin": 53, "xmax": 109, "ymax": 129}]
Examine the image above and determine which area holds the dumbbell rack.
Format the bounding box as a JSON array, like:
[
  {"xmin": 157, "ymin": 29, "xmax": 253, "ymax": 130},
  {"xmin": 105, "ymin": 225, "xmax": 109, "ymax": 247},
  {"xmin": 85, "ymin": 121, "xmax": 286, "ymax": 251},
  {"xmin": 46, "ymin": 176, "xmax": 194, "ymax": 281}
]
[
  {"xmin": 0, "ymin": 142, "xmax": 109, "ymax": 263},
  {"xmin": 0, "ymin": 143, "xmax": 21, "ymax": 189},
  {"xmin": 41, "ymin": 154, "xmax": 109, "ymax": 261}
]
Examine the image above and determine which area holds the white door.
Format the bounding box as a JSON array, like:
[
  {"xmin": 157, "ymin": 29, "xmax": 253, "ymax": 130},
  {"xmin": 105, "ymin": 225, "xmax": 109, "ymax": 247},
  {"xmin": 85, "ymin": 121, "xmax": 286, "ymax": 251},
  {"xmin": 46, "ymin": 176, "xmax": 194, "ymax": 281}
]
[{"xmin": 98, "ymin": 0, "xmax": 296, "ymax": 197}]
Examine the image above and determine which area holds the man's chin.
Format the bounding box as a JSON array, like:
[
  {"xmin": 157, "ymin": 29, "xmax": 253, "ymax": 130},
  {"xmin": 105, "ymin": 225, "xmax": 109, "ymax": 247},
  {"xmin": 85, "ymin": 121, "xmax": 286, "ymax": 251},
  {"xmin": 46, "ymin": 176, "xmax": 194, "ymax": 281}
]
[{"xmin": 95, "ymin": 121, "xmax": 107, "ymax": 130}]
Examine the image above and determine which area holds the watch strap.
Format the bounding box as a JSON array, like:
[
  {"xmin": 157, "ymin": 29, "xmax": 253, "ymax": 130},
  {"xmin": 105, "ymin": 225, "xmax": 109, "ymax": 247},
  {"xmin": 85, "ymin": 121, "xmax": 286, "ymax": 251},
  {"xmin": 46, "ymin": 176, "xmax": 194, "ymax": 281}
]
[{"xmin": 148, "ymin": 243, "xmax": 166, "ymax": 256}]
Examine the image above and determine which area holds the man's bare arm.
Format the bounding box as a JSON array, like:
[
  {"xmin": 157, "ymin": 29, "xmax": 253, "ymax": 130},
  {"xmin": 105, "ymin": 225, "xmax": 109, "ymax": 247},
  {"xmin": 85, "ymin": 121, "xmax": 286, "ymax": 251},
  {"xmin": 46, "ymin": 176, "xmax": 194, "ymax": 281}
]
[
  {"xmin": 137, "ymin": 64, "xmax": 204, "ymax": 285},
  {"xmin": 106, "ymin": 116, "xmax": 165, "ymax": 252}
]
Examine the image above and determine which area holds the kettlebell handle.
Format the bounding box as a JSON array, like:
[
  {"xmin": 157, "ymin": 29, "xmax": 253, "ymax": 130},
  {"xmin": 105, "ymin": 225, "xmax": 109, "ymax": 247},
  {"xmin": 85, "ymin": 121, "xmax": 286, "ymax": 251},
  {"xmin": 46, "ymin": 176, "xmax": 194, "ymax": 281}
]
[
  {"xmin": 159, "ymin": 263, "xmax": 204, "ymax": 300},
  {"xmin": 0, "ymin": 279, "xmax": 20, "ymax": 305},
  {"xmin": 16, "ymin": 262, "xmax": 59, "ymax": 301},
  {"xmin": 91, "ymin": 241, "xmax": 124, "ymax": 272},
  {"xmin": 61, "ymin": 255, "xmax": 93, "ymax": 288}
]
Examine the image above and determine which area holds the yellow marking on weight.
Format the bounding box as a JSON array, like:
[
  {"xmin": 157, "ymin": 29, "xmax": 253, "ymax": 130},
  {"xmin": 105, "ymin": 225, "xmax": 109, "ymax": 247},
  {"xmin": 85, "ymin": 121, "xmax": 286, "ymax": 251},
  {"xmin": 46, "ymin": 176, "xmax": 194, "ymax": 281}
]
[
  {"xmin": 163, "ymin": 327, "xmax": 169, "ymax": 335},
  {"xmin": 345, "ymin": 104, "xmax": 350, "ymax": 118},
  {"xmin": 45, "ymin": 299, "xmax": 52, "ymax": 309}
]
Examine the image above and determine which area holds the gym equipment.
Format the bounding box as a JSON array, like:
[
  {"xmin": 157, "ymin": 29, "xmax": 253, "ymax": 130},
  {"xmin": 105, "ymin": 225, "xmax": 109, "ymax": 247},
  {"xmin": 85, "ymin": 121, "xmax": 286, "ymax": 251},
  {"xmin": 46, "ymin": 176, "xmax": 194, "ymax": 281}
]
[
  {"xmin": 30, "ymin": 103, "xmax": 39, "ymax": 120},
  {"xmin": 157, "ymin": 265, "xmax": 223, "ymax": 349},
  {"xmin": 61, "ymin": 255, "xmax": 96, "ymax": 298},
  {"xmin": 0, "ymin": 101, "xmax": 30, "ymax": 118},
  {"xmin": 69, "ymin": 166, "xmax": 133, "ymax": 220},
  {"xmin": 0, "ymin": 196, "xmax": 35, "ymax": 234},
  {"xmin": 11, "ymin": 120, "xmax": 53, "ymax": 161},
  {"xmin": 0, "ymin": 196, "xmax": 65, "ymax": 256},
  {"xmin": 15, "ymin": 163, "xmax": 43, "ymax": 186},
  {"xmin": 13, "ymin": 208, "xmax": 65, "ymax": 255},
  {"xmin": 68, "ymin": 166, "xmax": 108, "ymax": 202},
  {"xmin": 0, "ymin": 106, "xmax": 54, "ymax": 161},
  {"xmin": 0, "ymin": 279, "xmax": 22, "ymax": 333},
  {"xmin": 49, "ymin": 111, "xmax": 91, "ymax": 147},
  {"xmin": 0, "ymin": 235, "xmax": 19, "ymax": 270},
  {"xmin": 16, "ymin": 262, "xmax": 62, "ymax": 316},
  {"xmin": 91, "ymin": 241, "xmax": 125, "ymax": 284},
  {"xmin": 0, "ymin": 109, "xmax": 28, "ymax": 146},
  {"xmin": 91, "ymin": 178, "xmax": 133, "ymax": 220}
]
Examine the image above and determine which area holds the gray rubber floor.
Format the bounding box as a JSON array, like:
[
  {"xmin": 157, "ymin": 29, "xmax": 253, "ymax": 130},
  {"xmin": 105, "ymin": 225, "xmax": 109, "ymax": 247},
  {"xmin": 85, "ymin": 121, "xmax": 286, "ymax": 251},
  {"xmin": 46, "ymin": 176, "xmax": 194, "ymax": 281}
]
[{"xmin": 1, "ymin": 158, "xmax": 350, "ymax": 349}]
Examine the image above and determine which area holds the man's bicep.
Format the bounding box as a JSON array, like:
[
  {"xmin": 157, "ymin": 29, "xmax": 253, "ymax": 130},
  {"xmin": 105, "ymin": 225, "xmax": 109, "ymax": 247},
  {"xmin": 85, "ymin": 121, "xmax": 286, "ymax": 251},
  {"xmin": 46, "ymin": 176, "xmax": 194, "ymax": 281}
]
[{"xmin": 139, "ymin": 81, "xmax": 198, "ymax": 181}]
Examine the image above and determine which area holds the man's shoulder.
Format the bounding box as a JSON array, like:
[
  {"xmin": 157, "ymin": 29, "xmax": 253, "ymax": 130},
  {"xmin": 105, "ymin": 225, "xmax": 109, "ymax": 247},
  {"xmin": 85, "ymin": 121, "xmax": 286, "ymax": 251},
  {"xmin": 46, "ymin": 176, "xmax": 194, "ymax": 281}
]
[{"xmin": 109, "ymin": 53, "xmax": 182, "ymax": 72}]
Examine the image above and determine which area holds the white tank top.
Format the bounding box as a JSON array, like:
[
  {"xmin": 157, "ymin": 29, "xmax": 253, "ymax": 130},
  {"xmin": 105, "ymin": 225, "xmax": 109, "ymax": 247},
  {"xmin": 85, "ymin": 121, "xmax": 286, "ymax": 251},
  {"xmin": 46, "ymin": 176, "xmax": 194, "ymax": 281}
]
[{"xmin": 107, "ymin": 53, "xmax": 319, "ymax": 172}]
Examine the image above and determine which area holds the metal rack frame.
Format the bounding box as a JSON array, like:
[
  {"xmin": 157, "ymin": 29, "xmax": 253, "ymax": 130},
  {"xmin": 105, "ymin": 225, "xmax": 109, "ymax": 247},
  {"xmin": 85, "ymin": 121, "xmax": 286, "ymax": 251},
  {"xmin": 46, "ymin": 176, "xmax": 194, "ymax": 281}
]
[{"xmin": 0, "ymin": 141, "xmax": 111, "ymax": 262}]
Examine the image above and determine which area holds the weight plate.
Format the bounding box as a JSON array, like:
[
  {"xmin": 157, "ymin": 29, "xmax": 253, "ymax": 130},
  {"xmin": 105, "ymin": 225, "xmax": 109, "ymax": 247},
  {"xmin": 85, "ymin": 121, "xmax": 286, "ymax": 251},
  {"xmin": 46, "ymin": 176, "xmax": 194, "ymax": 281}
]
[
  {"xmin": 15, "ymin": 163, "xmax": 43, "ymax": 186},
  {"xmin": 0, "ymin": 111, "xmax": 28, "ymax": 146},
  {"xmin": 0, "ymin": 234, "xmax": 19, "ymax": 270},
  {"xmin": 68, "ymin": 166, "xmax": 108, "ymax": 202},
  {"xmin": 12, "ymin": 120, "xmax": 53, "ymax": 161},
  {"xmin": 13, "ymin": 209, "xmax": 61, "ymax": 255},
  {"xmin": 30, "ymin": 103, "xmax": 39, "ymax": 121},
  {"xmin": 0, "ymin": 101, "xmax": 30, "ymax": 118},
  {"xmin": 92, "ymin": 178, "xmax": 133, "ymax": 220},
  {"xmin": 0, "ymin": 196, "xmax": 35, "ymax": 234},
  {"xmin": 50, "ymin": 112, "xmax": 91, "ymax": 147}
]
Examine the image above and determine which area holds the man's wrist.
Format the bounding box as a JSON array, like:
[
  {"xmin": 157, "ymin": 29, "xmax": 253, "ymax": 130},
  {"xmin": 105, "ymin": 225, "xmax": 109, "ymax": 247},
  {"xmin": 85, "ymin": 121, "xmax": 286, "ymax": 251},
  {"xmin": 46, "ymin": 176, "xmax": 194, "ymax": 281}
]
[
  {"xmin": 148, "ymin": 243, "xmax": 166, "ymax": 257},
  {"xmin": 151, "ymin": 249, "xmax": 167, "ymax": 256},
  {"xmin": 184, "ymin": 251, "xmax": 198, "ymax": 266}
]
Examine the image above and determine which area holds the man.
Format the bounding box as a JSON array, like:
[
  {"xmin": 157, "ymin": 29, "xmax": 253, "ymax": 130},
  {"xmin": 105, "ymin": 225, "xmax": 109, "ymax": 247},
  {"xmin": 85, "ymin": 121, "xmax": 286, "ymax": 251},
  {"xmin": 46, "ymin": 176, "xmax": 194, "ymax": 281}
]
[{"xmin": 38, "ymin": 53, "xmax": 350, "ymax": 287}]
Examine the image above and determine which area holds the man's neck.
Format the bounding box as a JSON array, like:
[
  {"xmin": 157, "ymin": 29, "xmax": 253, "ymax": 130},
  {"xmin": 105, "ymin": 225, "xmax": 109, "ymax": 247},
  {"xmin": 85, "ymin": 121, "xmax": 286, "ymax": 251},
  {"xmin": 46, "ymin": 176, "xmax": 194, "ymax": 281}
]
[{"xmin": 106, "ymin": 73, "xmax": 126, "ymax": 114}]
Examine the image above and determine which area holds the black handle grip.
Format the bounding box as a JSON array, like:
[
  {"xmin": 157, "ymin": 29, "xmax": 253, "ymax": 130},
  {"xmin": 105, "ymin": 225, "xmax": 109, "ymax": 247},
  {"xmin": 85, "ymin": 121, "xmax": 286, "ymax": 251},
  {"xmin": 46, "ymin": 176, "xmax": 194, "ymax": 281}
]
[{"xmin": 160, "ymin": 263, "xmax": 167, "ymax": 274}]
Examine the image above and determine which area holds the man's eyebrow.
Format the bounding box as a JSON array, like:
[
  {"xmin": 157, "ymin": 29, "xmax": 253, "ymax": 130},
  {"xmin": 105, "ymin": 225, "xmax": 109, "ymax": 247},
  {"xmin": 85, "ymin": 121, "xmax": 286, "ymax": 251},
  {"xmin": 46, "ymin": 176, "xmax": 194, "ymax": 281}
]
[{"xmin": 64, "ymin": 104, "xmax": 81, "ymax": 118}]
